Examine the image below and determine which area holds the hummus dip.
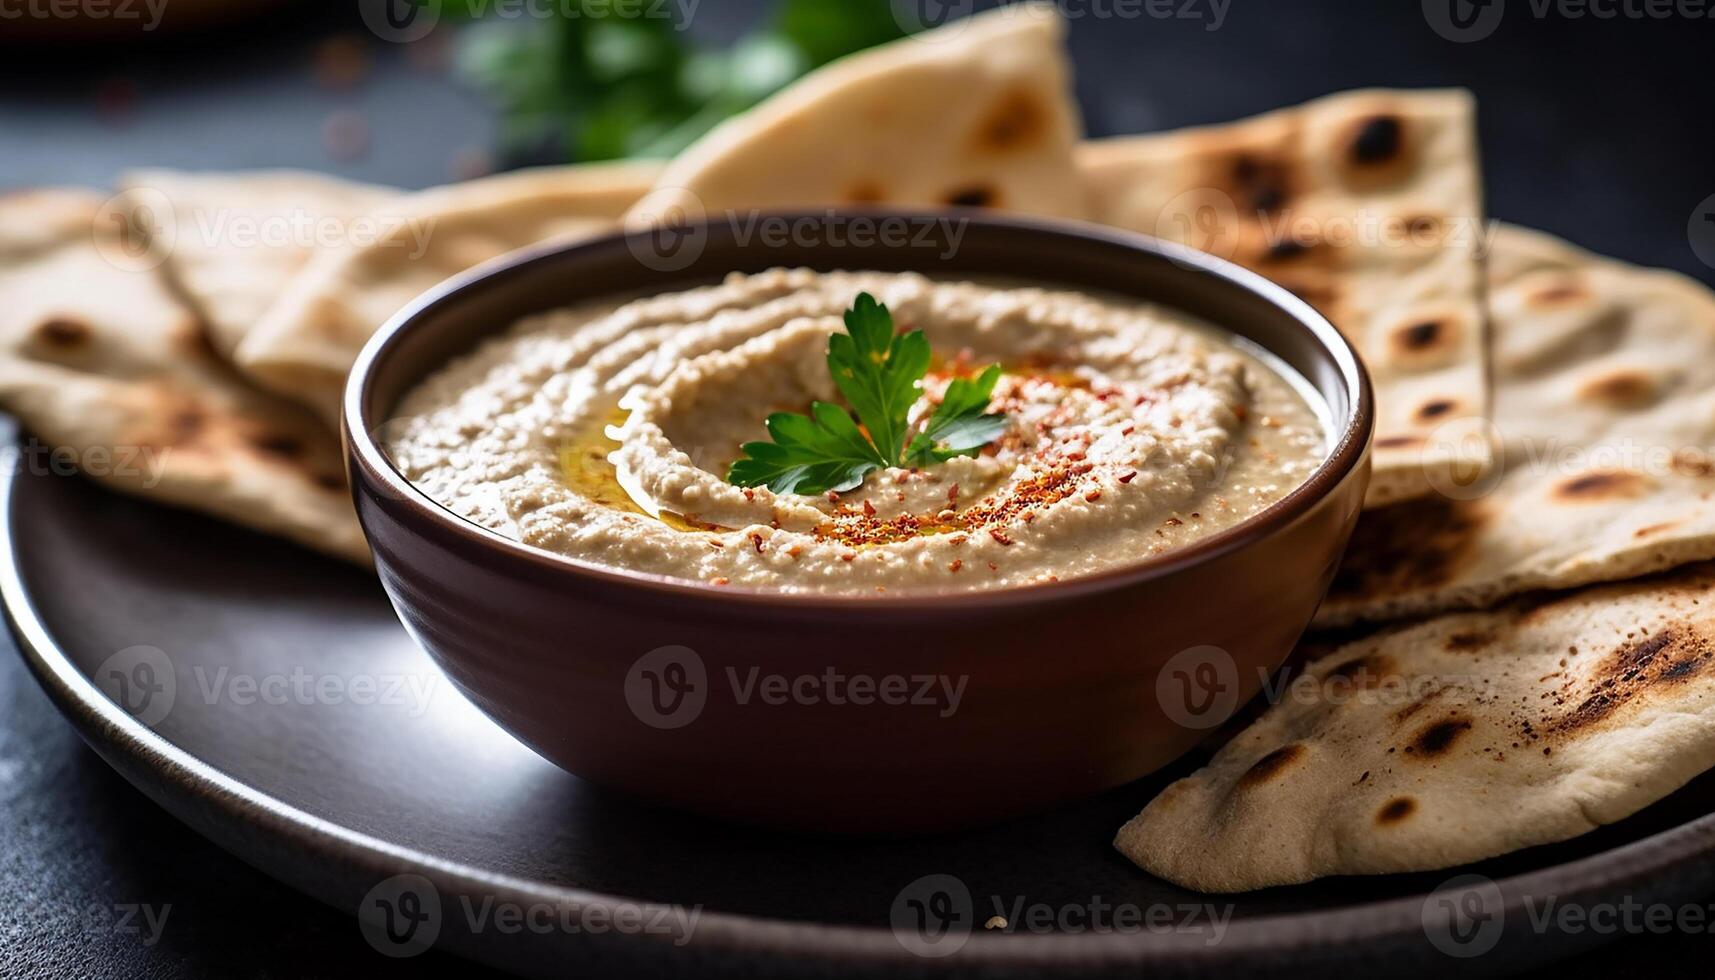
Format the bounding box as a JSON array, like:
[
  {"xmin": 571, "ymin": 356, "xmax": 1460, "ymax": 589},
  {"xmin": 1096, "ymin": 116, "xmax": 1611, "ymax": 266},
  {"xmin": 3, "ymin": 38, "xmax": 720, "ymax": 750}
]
[{"xmin": 386, "ymin": 269, "xmax": 1326, "ymax": 594}]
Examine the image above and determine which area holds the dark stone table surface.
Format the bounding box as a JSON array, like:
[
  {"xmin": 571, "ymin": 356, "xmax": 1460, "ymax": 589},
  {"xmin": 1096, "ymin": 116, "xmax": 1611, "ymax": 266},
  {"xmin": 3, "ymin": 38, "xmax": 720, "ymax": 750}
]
[{"xmin": 1, "ymin": 2, "xmax": 1710, "ymax": 976}]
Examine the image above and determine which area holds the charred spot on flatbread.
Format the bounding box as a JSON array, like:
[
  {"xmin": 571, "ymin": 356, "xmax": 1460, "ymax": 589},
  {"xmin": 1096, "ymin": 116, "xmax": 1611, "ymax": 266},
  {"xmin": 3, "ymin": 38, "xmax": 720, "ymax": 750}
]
[
  {"xmin": 1577, "ymin": 369, "xmax": 1660, "ymax": 410},
  {"xmin": 1374, "ymin": 434, "xmax": 1425, "ymax": 450},
  {"xmin": 1324, "ymin": 653, "xmax": 1397, "ymax": 688},
  {"xmin": 1400, "ymin": 213, "xmax": 1444, "ymax": 242},
  {"xmin": 1529, "ymin": 280, "xmax": 1592, "ymax": 308},
  {"xmin": 1549, "ymin": 625, "xmax": 1715, "ymax": 733},
  {"xmin": 1331, "ymin": 497, "xmax": 1489, "ymax": 601},
  {"xmin": 247, "ymin": 431, "xmax": 306, "ymax": 460},
  {"xmin": 1375, "ymin": 796, "xmax": 1417, "ymax": 825},
  {"xmin": 1237, "ymin": 744, "xmax": 1306, "ymax": 788},
  {"xmin": 1407, "ymin": 717, "xmax": 1472, "ymax": 757},
  {"xmin": 1389, "ymin": 315, "xmax": 1465, "ymax": 368},
  {"xmin": 313, "ymin": 471, "xmax": 347, "ymax": 492},
  {"xmin": 1634, "ymin": 521, "xmax": 1683, "ymax": 540},
  {"xmin": 1415, "ymin": 399, "xmax": 1459, "ymax": 423},
  {"xmin": 1227, "ymin": 152, "xmax": 1294, "ymax": 214},
  {"xmin": 971, "ymin": 87, "xmax": 1047, "ymax": 154},
  {"xmin": 33, "ymin": 316, "xmax": 91, "ymax": 350},
  {"xmin": 169, "ymin": 404, "xmax": 207, "ymax": 444},
  {"xmin": 1349, "ymin": 115, "xmax": 1403, "ymax": 165},
  {"xmin": 943, "ymin": 186, "xmax": 997, "ymax": 208},
  {"xmin": 1671, "ymin": 450, "xmax": 1715, "ymax": 478},
  {"xmin": 1551, "ymin": 470, "xmax": 1652, "ymax": 503},
  {"xmin": 1339, "ymin": 113, "xmax": 1415, "ymax": 190},
  {"xmin": 845, "ymin": 182, "xmax": 886, "ymax": 204},
  {"xmin": 1444, "ymin": 629, "xmax": 1495, "ymax": 652}
]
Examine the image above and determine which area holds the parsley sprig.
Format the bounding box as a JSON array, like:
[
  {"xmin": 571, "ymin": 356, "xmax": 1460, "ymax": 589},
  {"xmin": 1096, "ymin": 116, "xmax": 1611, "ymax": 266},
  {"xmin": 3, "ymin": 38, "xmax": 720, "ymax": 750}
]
[{"xmin": 726, "ymin": 293, "xmax": 1009, "ymax": 495}]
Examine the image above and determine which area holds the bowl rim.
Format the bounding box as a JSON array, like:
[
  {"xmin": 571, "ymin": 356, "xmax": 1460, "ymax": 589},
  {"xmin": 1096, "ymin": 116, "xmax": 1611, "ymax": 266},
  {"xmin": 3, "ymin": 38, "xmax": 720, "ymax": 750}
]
[{"xmin": 344, "ymin": 209, "xmax": 1373, "ymax": 610}]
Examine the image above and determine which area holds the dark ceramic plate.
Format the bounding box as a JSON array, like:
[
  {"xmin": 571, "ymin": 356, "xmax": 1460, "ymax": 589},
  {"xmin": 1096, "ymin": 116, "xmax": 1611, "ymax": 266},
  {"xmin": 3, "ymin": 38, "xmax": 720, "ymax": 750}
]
[{"xmin": 7, "ymin": 428, "xmax": 1715, "ymax": 978}]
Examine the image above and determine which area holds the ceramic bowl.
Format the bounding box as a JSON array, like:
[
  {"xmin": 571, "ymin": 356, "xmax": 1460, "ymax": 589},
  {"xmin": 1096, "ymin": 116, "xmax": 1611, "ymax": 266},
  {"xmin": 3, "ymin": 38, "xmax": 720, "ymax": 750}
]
[{"xmin": 344, "ymin": 211, "xmax": 1372, "ymax": 833}]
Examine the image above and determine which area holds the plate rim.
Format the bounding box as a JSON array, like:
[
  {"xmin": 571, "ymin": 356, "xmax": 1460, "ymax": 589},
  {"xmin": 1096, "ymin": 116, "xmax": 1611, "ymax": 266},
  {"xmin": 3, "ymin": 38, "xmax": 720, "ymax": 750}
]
[{"xmin": 7, "ymin": 458, "xmax": 1715, "ymax": 973}]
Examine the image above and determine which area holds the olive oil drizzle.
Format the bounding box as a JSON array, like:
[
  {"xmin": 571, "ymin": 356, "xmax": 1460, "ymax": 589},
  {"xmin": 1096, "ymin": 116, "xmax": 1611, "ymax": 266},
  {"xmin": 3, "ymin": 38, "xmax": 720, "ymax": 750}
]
[{"xmin": 557, "ymin": 409, "xmax": 726, "ymax": 533}]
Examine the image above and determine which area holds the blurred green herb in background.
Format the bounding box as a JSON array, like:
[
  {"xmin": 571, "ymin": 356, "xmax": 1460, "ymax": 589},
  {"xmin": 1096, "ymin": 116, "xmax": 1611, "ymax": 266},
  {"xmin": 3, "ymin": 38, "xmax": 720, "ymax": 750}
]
[{"xmin": 441, "ymin": 0, "xmax": 911, "ymax": 163}]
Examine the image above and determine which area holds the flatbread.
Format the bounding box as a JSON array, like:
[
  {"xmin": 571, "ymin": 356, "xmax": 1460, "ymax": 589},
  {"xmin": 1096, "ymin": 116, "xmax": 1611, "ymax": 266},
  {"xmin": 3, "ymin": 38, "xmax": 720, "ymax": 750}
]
[
  {"xmin": 1318, "ymin": 225, "xmax": 1715, "ymax": 626},
  {"xmin": 0, "ymin": 190, "xmax": 367, "ymax": 563},
  {"xmin": 1117, "ymin": 563, "xmax": 1715, "ymax": 892},
  {"xmin": 116, "ymin": 169, "xmax": 395, "ymax": 356},
  {"xmin": 625, "ymin": 3, "xmax": 1085, "ymax": 222},
  {"xmin": 235, "ymin": 161, "xmax": 659, "ymax": 426},
  {"xmin": 1079, "ymin": 89, "xmax": 1491, "ymax": 507}
]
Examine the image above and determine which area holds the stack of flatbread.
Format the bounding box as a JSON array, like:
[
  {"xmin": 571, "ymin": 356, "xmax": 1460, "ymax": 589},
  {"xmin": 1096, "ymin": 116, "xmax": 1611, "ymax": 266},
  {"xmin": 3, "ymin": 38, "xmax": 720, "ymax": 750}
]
[{"xmin": 3, "ymin": 3, "xmax": 1714, "ymax": 889}]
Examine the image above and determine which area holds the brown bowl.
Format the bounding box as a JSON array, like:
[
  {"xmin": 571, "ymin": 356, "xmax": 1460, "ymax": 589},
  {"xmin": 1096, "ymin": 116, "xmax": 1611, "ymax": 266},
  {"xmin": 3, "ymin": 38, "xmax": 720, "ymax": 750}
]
[{"xmin": 344, "ymin": 211, "xmax": 1372, "ymax": 834}]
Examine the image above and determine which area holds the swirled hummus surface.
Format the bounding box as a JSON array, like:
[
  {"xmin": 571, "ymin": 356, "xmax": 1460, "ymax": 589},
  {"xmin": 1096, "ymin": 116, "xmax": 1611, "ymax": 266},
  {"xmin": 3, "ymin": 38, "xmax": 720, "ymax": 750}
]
[{"xmin": 386, "ymin": 269, "xmax": 1326, "ymax": 594}]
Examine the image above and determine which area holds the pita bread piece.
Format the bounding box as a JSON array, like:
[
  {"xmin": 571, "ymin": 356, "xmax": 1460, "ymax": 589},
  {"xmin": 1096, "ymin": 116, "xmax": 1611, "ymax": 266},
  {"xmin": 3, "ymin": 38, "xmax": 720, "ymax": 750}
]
[
  {"xmin": 1319, "ymin": 225, "xmax": 1715, "ymax": 626},
  {"xmin": 0, "ymin": 189, "xmax": 368, "ymax": 563},
  {"xmin": 235, "ymin": 161, "xmax": 659, "ymax": 426},
  {"xmin": 117, "ymin": 169, "xmax": 395, "ymax": 357},
  {"xmin": 1119, "ymin": 563, "xmax": 1715, "ymax": 891},
  {"xmin": 627, "ymin": 3, "xmax": 1085, "ymax": 221},
  {"xmin": 1080, "ymin": 89, "xmax": 1490, "ymax": 507}
]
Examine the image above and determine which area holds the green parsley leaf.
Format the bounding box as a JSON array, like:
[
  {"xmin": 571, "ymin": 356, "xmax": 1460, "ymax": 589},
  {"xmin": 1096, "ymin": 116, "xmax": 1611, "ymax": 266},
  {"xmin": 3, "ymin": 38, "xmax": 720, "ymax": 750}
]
[
  {"xmin": 904, "ymin": 365, "xmax": 1009, "ymax": 466},
  {"xmin": 727, "ymin": 294, "xmax": 1008, "ymax": 495},
  {"xmin": 727, "ymin": 402, "xmax": 886, "ymax": 495},
  {"xmin": 826, "ymin": 293, "xmax": 930, "ymax": 466}
]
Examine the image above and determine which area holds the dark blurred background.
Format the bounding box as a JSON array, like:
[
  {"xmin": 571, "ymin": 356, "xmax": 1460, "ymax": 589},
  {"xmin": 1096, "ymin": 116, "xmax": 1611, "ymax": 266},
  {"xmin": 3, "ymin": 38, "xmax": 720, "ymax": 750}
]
[
  {"xmin": 2, "ymin": 0, "xmax": 1711, "ymax": 282},
  {"xmin": 2, "ymin": 1, "xmax": 1711, "ymax": 976}
]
